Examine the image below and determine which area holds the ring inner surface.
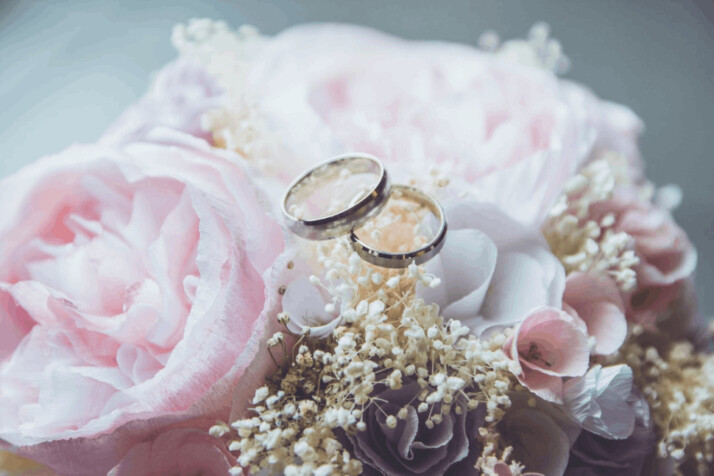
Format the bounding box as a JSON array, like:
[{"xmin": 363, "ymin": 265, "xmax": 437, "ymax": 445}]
[
  {"xmin": 285, "ymin": 157, "xmax": 381, "ymax": 222},
  {"xmin": 352, "ymin": 186, "xmax": 443, "ymax": 258}
]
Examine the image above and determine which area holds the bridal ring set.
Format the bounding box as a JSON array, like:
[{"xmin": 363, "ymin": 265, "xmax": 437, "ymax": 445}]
[{"xmin": 282, "ymin": 153, "xmax": 447, "ymax": 269}]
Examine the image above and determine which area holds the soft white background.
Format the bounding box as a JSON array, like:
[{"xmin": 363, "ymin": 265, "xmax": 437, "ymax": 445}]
[{"xmin": 1, "ymin": 0, "xmax": 712, "ymax": 318}]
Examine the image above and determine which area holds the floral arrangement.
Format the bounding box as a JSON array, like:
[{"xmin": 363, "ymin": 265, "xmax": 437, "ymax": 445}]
[{"xmin": 0, "ymin": 19, "xmax": 711, "ymax": 476}]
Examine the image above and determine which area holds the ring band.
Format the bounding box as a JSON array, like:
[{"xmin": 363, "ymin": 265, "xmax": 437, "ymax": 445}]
[
  {"xmin": 349, "ymin": 185, "xmax": 447, "ymax": 269},
  {"xmin": 282, "ymin": 153, "xmax": 390, "ymax": 240}
]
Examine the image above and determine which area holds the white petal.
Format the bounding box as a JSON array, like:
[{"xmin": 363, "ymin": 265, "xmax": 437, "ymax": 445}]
[
  {"xmin": 282, "ymin": 276, "xmax": 339, "ymax": 338},
  {"xmin": 564, "ymin": 364, "xmax": 636, "ymax": 439},
  {"xmin": 418, "ymin": 229, "xmax": 497, "ymax": 321},
  {"xmin": 434, "ymin": 201, "xmax": 564, "ymax": 336}
]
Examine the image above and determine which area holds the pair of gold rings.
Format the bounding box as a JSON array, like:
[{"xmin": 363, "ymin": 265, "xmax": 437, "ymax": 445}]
[{"xmin": 281, "ymin": 153, "xmax": 447, "ymax": 269}]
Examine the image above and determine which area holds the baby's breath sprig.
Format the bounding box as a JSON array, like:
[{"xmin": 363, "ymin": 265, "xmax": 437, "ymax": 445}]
[
  {"xmin": 476, "ymin": 438, "xmax": 530, "ymax": 476},
  {"xmin": 613, "ymin": 327, "xmax": 714, "ymax": 475},
  {"xmin": 543, "ymin": 154, "xmax": 640, "ymax": 292},
  {"xmin": 479, "ymin": 22, "xmax": 571, "ymax": 76},
  {"xmin": 227, "ymin": 189, "xmax": 521, "ymax": 475},
  {"xmin": 229, "ymin": 247, "xmax": 518, "ymax": 474}
]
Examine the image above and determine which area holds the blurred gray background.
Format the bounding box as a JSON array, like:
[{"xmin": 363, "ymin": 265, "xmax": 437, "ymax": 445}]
[{"xmin": 1, "ymin": 0, "xmax": 712, "ymax": 319}]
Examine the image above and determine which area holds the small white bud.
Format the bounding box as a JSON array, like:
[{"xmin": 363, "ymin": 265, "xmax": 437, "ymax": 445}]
[
  {"xmin": 252, "ymin": 386, "xmax": 270, "ymax": 404},
  {"xmin": 277, "ymin": 312, "xmax": 290, "ymax": 325}
]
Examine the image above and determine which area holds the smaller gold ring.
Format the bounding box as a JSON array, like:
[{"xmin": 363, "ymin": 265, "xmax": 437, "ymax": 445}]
[{"xmin": 349, "ymin": 185, "xmax": 447, "ymax": 269}]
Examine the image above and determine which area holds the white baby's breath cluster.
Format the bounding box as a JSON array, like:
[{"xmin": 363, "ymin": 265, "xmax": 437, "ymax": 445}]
[
  {"xmin": 543, "ymin": 155, "xmax": 640, "ymax": 291},
  {"xmin": 227, "ymin": 195, "xmax": 519, "ymax": 475},
  {"xmin": 617, "ymin": 329, "xmax": 714, "ymax": 475},
  {"xmin": 477, "ymin": 443, "xmax": 530, "ymax": 476},
  {"xmin": 479, "ymin": 22, "xmax": 571, "ymax": 75},
  {"xmin": 173, "ymin": 20, "xmax": 281, "ymax": 173},
  {"xmin": 172, "ymin": 19, "xmax": 263, "ymax": 98}
]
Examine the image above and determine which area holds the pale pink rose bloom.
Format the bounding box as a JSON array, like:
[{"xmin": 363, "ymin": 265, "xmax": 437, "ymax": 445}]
[
  {"xmin": 108, "ymin": 422, "xmax": 234, "ymax": 476},
  {"xmin": 0, "ymin": 131, "xmax": 284, "ymax": 474},
  {"xmin": 100, "ymin": 59, "xmax": 224, "ymax": 147},
  {"xmin": 243, "ymin": 24, "xmax": 643, "ymax": 226},
  {"xmin": 590, "ymin": 187, "xmax": 697, "ymax": 324},
  {"xmin": 504, "ymin": 307, "xmax": 589, "ymax": 403},
  {"xmin": 563, "ymin": 272, "xmax": 627, "ymax": 355}
]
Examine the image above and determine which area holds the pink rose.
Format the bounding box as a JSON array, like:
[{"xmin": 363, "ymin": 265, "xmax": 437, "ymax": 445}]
[
  {"xmin": 563, "ymin": 272, "xmax": 627, "ymax": 355},
  {"xmin": 0, "ymin": 131, "xmax": 284, "ymax": 474},
  {"xmin": 242, "ymin": 24, "xmax": 642, "ymax": 226},
  {"xmin": 108, "ymin": 422, "xmax": 234, "ymax": 476},
  {"xmin": 591, "ymin": 187, "xmax": 697, "ymax": 324},
  {"xmin": 504, "ymin": 307, "xmax": 589, "ymax": 403}
]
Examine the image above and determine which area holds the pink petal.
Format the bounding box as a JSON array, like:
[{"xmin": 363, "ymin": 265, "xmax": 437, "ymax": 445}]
[
  {"xmin": 493, "ymin": 462, "xmax": 514, "ymax": 476},
  {"xmin": 519, "ymin": 367, "xmax": 565, "ymax": 403},
  {"xmin": 564, "ymin": 272, "xmax": 626, "ymax": 355},
  {"xmin": 514, "ymin": 308, "xmax": 590, "ymax": 376}
]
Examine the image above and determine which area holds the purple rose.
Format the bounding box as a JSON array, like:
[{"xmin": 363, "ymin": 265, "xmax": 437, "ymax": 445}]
[
  {"xmin": 443, "ymin": 408, "xmax": 487, "ymax": 476},
  {"xmin": 340, "ymin": 381, "xmax": 485, "ymax": 476},
  {"xmin": 565, "ymin": 391, "xmax": 656, "ymax": 476}
]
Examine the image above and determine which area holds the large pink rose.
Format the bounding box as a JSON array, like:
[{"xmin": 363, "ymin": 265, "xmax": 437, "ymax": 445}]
[
  {"xmin": 0, "ymin": 131, "xmax": 284, "ymax": 474},
  {"xmin": 108, "ymin": 421, "xmax": 235, "ymax": 476},
  {"xmin": 241, "ymin": 24, "xmax": 643, "ymax": 226}
]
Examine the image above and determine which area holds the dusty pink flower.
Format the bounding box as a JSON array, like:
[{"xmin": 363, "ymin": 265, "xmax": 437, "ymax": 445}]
[
  {"xmin": 108, "ymin": 422, "xmax": 235, "ymax": 476},
  {"xmin": 563, "ymin": 272, "xmax": 627, "ymax": 355},
  {"xmin": 0, "ymin": 132, "xmax": 284, "ymax": 474},
  {"xmin": 243, "ymin": 24, "xmax": 643, "ymax": 226},
  {"xmin": 504, "ymin": 307, "xmax": 589, "ymax": 403},
  {"xmin": 591, "ymin": 187, "xmax": 696, "ymax": 324}
]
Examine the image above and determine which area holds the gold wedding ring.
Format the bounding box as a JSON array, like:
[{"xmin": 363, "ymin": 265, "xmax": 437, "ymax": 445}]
[{"xmin": 282, "ymin": 154, "xmax": 447, "ymax": 268}]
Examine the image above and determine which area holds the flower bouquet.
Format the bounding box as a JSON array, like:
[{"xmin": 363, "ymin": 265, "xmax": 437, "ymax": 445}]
[{"xmin": 0, "ymin": 20, "xmax": 711, "ymax": 476}]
